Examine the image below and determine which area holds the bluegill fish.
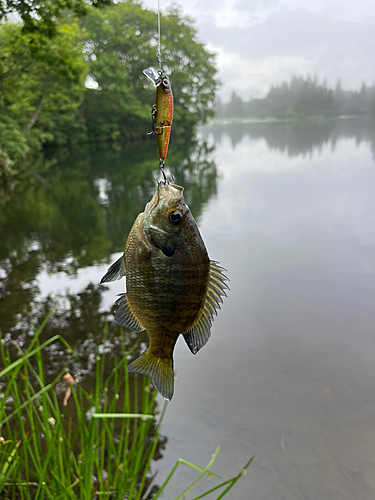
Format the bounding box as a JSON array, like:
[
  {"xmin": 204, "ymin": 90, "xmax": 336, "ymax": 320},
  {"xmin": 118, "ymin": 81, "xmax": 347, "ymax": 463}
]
[
  {"xmin": 101, "ymin": 182, "xmax": 228, "ymax": 400},
  {"xmin": 144, "ymin": 67, "xmax": 173, "ymax": 162}
]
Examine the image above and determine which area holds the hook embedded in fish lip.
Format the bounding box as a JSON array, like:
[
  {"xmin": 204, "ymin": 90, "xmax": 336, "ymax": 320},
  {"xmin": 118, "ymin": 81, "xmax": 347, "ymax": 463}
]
[{"xmin": 159, "ymin": 182, "xmax": 184, "ymax": 200}]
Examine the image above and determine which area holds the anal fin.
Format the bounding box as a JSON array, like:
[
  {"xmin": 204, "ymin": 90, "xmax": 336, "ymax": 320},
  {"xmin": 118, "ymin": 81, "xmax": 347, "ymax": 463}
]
[
  {"xmin": 183, "ymin": 325, "xmax": 211, "ymax": 355},
  {"xmin": 114, "ymin": 294, "xmax": 144, "ymax": 332},
  {"xmin": 100, "ymin": 255, "xmax": 126, "ymax": 283}
]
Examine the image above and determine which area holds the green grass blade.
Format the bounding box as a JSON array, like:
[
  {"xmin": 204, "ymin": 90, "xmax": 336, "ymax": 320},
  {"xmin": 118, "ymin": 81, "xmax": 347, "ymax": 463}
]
[
  {"xmin": 0, "ymin": 384, "xmax": 53, "ymax": 426},
  {"xmin": 0, "ymin": 335, "xmax": 73, "ymax": 378},
  {"xmin": 214, "ymin": 456, "xmax": 255, "ymax": 500},
  {"xmin": 174, "ymin": 446, "xmax": 220, "ymax": 500},
  {"xmin": 154, "ymin": 446, "xmax": 220, "ymax": 500},
  {"xmin": 190, "ymin": 479, "xmax": 234, "ymax": 500},
  {"xmin": 189, "ymin": 456, "xmax": 254, "ymax": 500},
  {"xmin": 92, "ymin": 413, "xmax": 155, "ymax": 420}
]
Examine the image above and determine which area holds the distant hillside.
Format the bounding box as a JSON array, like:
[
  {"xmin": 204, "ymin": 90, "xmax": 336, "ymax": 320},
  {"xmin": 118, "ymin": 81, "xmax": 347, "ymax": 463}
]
[{"xmin": 215, "ymin": 76, "xmax": 375, "ymax": 119}]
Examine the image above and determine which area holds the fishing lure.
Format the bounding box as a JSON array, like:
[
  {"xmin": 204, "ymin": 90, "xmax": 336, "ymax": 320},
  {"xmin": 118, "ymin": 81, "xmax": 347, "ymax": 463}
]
[
  {"xmin": 144, "ymin": 67, "xmax": 174, "ymax": 171},
  {"xmin": 143, "ymin": 0, "xmax": 174, "ymax": 181}
]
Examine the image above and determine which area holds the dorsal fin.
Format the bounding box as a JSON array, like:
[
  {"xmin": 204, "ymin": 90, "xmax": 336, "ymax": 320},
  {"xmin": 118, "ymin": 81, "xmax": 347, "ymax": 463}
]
[
  {"xmin": 183, "ymin": 261, "xmax": 229, "ymax": 355},
  {"xmin": 114, "ymin": 294, "xmax": 144, "ymax": 332}
]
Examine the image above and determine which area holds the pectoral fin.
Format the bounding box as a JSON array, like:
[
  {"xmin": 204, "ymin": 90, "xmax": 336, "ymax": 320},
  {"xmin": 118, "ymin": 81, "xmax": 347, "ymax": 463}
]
[
  {"xmin": 100, "ymin": 255, "xmax": 126, "ymax": 283},
  {"xmin": 183, "ymin": 261, "xmax": 229, "ymax": 355},
  {"xmin": 114, "ymin": 294, "xmax": 144, "ymax": 332},
  {"xmin": 128, "ymin": 351, "xmax": 174, "ymax": 401}
]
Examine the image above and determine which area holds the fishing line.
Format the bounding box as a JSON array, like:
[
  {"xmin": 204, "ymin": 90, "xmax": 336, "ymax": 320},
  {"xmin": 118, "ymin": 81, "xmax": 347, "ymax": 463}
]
[
  {"xmin": 157, "ymin": 0, "xmax": 166, "ymax": 181},
  {"xmin": 157, "ymin": 0, "xmax": 162, "ymax": 70},
  {"xmin": 144, "ymin": 0, "xmax": 173, "ymax": 183}
]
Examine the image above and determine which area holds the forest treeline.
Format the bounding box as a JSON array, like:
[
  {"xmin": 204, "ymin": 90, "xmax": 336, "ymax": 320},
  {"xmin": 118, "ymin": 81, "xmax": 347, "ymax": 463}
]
[
  {"xmin": 0, "ymin": 0, "xmax": 218, "ymax": 175},
  {"xmin": 215, "ymin": 76, "xmax": 375, "ymax": 120}
]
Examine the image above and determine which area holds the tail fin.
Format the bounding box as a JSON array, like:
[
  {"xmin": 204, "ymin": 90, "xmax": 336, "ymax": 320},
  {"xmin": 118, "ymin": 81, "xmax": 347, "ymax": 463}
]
[{"xmin": 128, "ymin": 351, "xmax": 174, "ymax": 401}]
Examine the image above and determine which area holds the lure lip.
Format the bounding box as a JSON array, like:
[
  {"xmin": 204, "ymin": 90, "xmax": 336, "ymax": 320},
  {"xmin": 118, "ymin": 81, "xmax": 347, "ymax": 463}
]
[
  {"xmin": 143, "ymin": 67, "xmax": 161, "ymax": 86},
  {"xmin": 143, "ymin": 67, "xmax": 172, "ymax": 93}
]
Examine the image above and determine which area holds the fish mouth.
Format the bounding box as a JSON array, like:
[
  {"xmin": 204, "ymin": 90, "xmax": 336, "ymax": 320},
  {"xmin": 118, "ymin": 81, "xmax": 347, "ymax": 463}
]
[
  {"xmin": 145, "ymin": 182, "xmax": 183, "ymax": 210},
  {"xmin": 157, "ymin": 182, "xmax": 184, "ymax": 203},
  {"xmin": 144, "ymin": 182, "xmax": 182, "ymax": 213}
]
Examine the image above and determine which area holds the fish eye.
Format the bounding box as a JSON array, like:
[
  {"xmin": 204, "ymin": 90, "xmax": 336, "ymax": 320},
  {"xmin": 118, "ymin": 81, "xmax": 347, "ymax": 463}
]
[
  {"xmin": 162, "ymin": 77, "xmax": 170, "ymax": 87},
  {"xmin": 168, "ymin": 209, "xmax": 183, "ymax": 226}
]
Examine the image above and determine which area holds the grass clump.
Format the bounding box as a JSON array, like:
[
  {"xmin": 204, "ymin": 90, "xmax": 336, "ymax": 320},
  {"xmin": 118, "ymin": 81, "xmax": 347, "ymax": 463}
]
[{"xmin": 0, "ymin": 315, "xmax": 252, "ymax": 499}]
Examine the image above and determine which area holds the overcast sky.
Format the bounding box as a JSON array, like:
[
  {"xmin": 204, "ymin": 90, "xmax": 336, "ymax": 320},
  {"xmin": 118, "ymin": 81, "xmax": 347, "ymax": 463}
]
[{"xmin": 142, "ymin": 0, "xmax": 375, "ymax": 101}]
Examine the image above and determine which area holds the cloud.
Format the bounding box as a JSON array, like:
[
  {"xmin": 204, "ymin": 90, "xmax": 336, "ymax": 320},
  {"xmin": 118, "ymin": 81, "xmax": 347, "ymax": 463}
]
[
  {"xmin": 202, "ymin": 8, "xmax": 375, "ymax": 98},
  {"xmin": 142, "ymin": 0, "xmax": 375, "ymax": 99},
  {"xmin": 281, "ymin": 0, "xmax": 375, "ymax": 23},
  {"xmin": 215, "ymin": 50, "xmax": 312, "ymax": 99},
  {"xmin": 200, "ymin": 10, "xmax": 375, "ymax": 60}
]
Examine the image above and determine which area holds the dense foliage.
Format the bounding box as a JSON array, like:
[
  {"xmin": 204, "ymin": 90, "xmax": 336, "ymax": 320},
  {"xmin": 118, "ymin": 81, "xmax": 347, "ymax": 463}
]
[
  {"xmin": 0, "ymin": 22, "xmax": 86, "ymax": 171},
  {"xmin": 0, "ymin": 0, "xmax": 218, "ymax": 175},
  {"xmin": 216, "ymin": 76, "xmax": 375, "ymax": 119},
  {"xmin": 0, "ymin": 0, "xmax": 113, "ymax": 36},
  {"xmin": 80, "ymin": 2, "xmax": 218, "ymax": 142}
]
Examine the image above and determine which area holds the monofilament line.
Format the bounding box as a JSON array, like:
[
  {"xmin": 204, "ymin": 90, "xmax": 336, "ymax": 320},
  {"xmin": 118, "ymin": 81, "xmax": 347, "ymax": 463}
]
[{"xmin": 157, "ymin": 0, "xmax": 162, "ymax": 70}]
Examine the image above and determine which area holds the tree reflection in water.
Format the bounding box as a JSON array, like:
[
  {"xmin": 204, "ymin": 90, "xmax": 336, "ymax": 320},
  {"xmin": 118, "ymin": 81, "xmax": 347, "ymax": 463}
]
[
  {"xmin": 202, "ymin": 115, "xmax": 375, "ymax": 159},
  {"xmin": 0, "ymin": 134, "xmax": 218, "ymax": 335}
]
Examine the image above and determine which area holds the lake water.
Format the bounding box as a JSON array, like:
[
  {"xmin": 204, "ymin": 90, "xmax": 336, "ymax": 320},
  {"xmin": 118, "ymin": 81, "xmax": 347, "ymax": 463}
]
[{"xmin": 1, "ymin": 117, "xmax": 375, "ymax": 499}]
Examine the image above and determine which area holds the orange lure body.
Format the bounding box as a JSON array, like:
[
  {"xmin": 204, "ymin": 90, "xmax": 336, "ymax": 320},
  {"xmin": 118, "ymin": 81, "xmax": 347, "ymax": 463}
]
[{"xmin": 144, "ymin": 68, "xmax": 174, "ymax": 162}]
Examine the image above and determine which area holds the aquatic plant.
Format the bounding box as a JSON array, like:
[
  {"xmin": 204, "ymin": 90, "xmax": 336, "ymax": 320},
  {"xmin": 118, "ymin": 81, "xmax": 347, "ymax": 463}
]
[{"xmin": 0, "ymin": 315, "xmax": 252, "ymax": 499}]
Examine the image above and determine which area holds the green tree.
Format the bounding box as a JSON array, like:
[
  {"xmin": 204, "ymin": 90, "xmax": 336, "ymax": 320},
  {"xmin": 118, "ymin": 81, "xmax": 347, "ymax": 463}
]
[
  {"xmin": 0, "ymin": 22, "xmax": 86, "ymax": 171},
  {"xmin": 80, "ymin": 1, "xmax": 218, "ymax": 141},
  {"xmin": 0, "ymin": 0, "xmax": 112, "ymax": 37}
]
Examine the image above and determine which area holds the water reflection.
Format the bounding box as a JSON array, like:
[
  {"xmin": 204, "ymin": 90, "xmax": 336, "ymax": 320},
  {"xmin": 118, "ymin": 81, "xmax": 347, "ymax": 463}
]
[
  {"xmin": 0, "ymin": 135, "xmax": 218, "ymax": 337},
  {"xmin": 202, "ymin": 116, "xmax": 375, "ymax": 159},
  {"xmin": 158, "ymin": 118, "xmax": 375, "ymax": 499},
  {"xmin": 2, "ymin": 118, "xmax": 375, "ymax": 498}
]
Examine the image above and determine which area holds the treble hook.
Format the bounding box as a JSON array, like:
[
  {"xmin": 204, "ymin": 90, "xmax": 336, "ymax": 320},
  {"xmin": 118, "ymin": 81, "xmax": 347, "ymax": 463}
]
[
  {"xmin": 145, "ymin": 105, "xmax": 164, "ymax": 136},
  {"xmin": 146, "ymin": 105, "xmax": 157, "ymax": 135},
  {"xmin": 159, "ymin": 160, "xmax": 168, "ymax": 184}
]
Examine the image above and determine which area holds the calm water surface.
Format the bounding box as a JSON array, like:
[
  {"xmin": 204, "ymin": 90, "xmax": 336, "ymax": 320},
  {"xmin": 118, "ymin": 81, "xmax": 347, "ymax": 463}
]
[{"xmin": 1, "ymin": 118, "xmax": 375, "ymax": 499}]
